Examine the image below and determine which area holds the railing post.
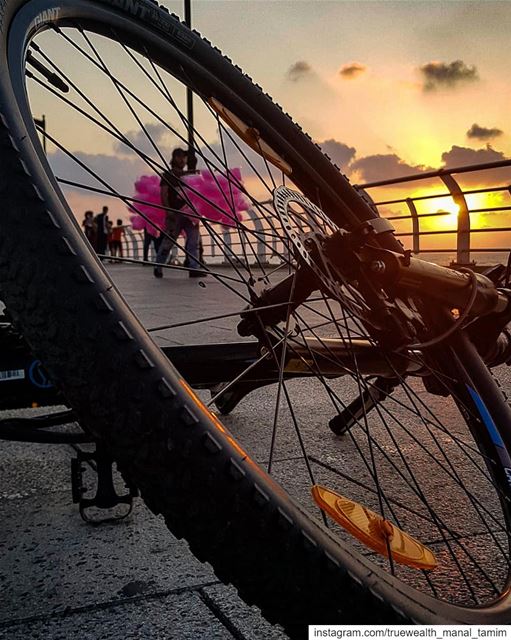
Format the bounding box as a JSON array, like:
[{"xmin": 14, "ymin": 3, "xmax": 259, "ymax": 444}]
[
  {"xmin": 124, "ymin": 226, "xmax": 140, "ymax": 261},
  {"xmin": 246, "ymin": 208, "xmax": 266, "ymax": 265},
  {"xmin": 405, "ymin": 198, "xmax": 420, "ymax": 255},
  {"xmin": 222, "ymin": 225, "xmax": 233, "ymax": 265},
  {"xmin": 440, "ymin": 173, "xmax": 471, "ymax": 265},
  {"xmin": 207, "ymin": 229, "xmax": 215, "ymax": 259}
]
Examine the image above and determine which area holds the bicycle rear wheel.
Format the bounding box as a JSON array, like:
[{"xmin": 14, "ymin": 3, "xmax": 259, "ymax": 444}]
[{"xmin": 1, "ymin": 0, "xmax": 511, "ymax": 633}]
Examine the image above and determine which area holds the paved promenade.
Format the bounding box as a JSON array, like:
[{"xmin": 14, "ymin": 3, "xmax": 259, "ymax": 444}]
[
  {"xmin": 0, "ymin": 263, "xmax": 288, "ymax": 640},
  {"xmin": 0, "ymin": 433, "xmax": 288, "ymax": 639},
  {"xmin": 2, "ymin": 261, "xmax": 511, "ymax": 637}
]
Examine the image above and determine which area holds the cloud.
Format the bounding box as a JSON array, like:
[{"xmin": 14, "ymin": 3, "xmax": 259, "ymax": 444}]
[
  {"xmin": 350, "ymin": 154, "xmax": 433, "ymax": 183},
  {"xmin": 201, "ymin": 136, "xmax": 277, "ymax": 188},
  {"xmin": 339, "ymin": 62, "xmax": 367, "ymax": 79},
  {"xmin": 47, "ymin": 117, "xmax": 283, "ymax": 215},
  {"xmin": 441, "ymin": 144, "xmax": 506, "ymax": 168},
  {"xmin": 349, "ymin": 145, "xmax": 510, "ymax": 187},
  {"xmin": 287, "ymin": 61, "xmax": 313, "ymax": 82},
  {"xmin": 48, "ymin": 148, "xmax": 148, "ymax": 199},
  {"xmin": 49, "ymin": 122, "xmax": 185, "ymax": 204},
  {"xmin": 441, "ymin": 144, "xmax": 511, "ymax": 186},
  {"xmin": 419, "ymin": 60, "xmax": 479, "ymax": 91},
  {"xmin": 113, "ymin": 122, "xmax": 179, "ymax": 158},
  {"xmin": 466, "ymin": 123, "xmax": 503, "ymax": 141},
  {"xmin": 347, "ymin": 145, "xmax": 510, "ymax": 188},
  {"xmin": 317, "ymin": 139, "xmax": 356, "ymax": 171}
]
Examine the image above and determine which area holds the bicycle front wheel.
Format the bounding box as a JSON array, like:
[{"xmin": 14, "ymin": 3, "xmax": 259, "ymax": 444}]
[{"xmin": 1, "ymin": 0, "xmax": 511, "ymax": 633}]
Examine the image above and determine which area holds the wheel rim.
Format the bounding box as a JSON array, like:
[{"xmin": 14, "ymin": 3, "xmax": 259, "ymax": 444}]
[{"xmin": 4, "ymin": 0, "xmax": 511, "ymax": 614}]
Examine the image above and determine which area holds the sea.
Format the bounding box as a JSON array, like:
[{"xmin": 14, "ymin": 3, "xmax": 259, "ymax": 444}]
[{"xmin": 423, "ymin": 251, "xmax": 510, "ymax": 267}]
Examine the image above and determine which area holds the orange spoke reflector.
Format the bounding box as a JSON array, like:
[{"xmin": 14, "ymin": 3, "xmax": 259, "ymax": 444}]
[
  {"xmin": 311, "ymin": 485, "xmax": 437, "ymax": 570},
  {"xmin": 208, "ymin": 97, "xmax": 293, "ymax": 176}
]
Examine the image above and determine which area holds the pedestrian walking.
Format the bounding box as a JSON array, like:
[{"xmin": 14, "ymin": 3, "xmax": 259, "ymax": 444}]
[
  {"xmin": 143, "ymin": 228, "xmax": 161, "ymax": 263},
  {"xmin": 154, "ymin": 148, "xmax": 205, "ymax": 278}
]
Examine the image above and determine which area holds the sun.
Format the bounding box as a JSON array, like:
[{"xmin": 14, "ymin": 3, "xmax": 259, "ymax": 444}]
[
  {"xmin": 431, "ymin": 196, "xmax": 461, "ymax": 230},
  {"xmin": 411, "ymin": 194, "xmax": 461, "ymax": 232},
  {"xmin": 413, "ymin": 190, "xmax": 505, "ymax": 234}
]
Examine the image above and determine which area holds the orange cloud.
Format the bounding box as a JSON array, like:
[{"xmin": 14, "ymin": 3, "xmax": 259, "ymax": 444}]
[{"xmin": 339, "ymin": 62, "xmax": 367, "ymax": 79}]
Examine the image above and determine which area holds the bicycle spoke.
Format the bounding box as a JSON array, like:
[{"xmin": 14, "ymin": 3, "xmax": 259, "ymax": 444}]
[
  {"xmin": 29, "ymin": 46, "xmax": 285, "ymax": 283},
  {"xmin": 52, "ymin": 28, "xmax": 285, "ymax": 260},
  {"xmin": 267, "ymin": 270, "xmax": 298, "ymax": 475},
  {"xmin": 207, "ymin": 334, "xmax": 287, "ymax": 408},
  {"xmin": 146, "ymin": 299, "xmax": 322, "ymax": 333},
  {"xmin": 23, "ymin": 21, "xmax": 511, "ymax": 610},
  {"xmin": 292, "ymin": 300, "xmax": 507, "ymax": 595}
]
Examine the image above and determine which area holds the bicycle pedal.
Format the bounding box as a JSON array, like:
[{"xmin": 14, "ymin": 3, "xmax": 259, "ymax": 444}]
[{"xmin": 71, "ymin": 445, "xmax": 138, "ymax": 524}]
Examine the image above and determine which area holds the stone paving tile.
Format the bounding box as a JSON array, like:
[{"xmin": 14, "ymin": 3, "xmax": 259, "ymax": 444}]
[
  {"xmin": 0, "ymin": 407, "xmax": 72, "ymax": 499},
  {"xmin": 0, "ymin": 591, "xmax": 235, "ymax": 640},
  {"xmin": 0, "ymin": 489, "xmax": 289, "ymax": 638},
  {"xmin": 0, "ymin": 396, "xmax": 289, "ymax": 638},
  {"xmin": 202, "ymin": 584, "xmax": 289, "ymax": 640},
  {"xmin": 0, "ymin": 491, "xmax": 216, "ymax": 623}
]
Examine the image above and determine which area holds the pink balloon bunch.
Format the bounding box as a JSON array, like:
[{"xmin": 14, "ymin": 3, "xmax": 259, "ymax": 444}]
[
  {"xmin": 129, "ymin": 169, "xmax": 248, "ymax": 234},
  {"xmin": 129, "ymin": 175, "xmax": 164, "ymax": 235}
]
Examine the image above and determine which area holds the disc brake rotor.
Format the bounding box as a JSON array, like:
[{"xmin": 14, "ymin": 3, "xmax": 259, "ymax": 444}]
[{"xmin": 273, "ymin": 186, "xmax": 369, "ymax": 317}]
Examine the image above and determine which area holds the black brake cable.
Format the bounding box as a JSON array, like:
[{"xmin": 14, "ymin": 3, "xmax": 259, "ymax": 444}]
[{"xmin": 401, "ymin": 269, "xmax": 479, "ymax": 351}]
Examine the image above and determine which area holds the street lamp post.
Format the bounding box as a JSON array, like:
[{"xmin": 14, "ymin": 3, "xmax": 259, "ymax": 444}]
[{"xmin": 184, "ymin": 0, "xmax": 194, "ymax": 152}]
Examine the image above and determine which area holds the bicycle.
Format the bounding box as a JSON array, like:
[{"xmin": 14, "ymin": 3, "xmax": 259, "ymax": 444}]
[{"xmin": 1, "ymin": 0, "xmax": 511, "ymax": 635}]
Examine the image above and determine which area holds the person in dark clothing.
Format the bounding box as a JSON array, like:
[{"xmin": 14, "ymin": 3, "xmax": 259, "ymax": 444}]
[
  {"xmin": 94, "ymin": 205, "xmax": 109, "ymax": 258},
  {"xmin": 82, "ymin": 210, "xmax": 96, "ymax": 247},
  {"xmin": 153, "ymin": 148, "xmax": 205, "ymax": 278},
  {"xmin": 143, "ymin": 228, "xmax": 162, "ymax": 263}
]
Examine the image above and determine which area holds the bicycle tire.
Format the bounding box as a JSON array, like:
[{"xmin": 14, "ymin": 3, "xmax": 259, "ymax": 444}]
[{"xmin": 1, "ymin": 0, "xmax": 511, "ymax": 633}]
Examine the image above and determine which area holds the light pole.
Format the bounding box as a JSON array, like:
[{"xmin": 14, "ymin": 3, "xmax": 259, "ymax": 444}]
[{"xmin": 184, "ymin": 0, "xmax": 194, "ymax": 152}]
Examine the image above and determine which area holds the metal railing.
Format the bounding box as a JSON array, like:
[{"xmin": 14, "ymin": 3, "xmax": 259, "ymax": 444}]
[
  {"xmin": 121, "ymin": 207, "xmax": 280, "ymax": 266},
  {"xmin": 120, "ymin": 158, "xmax": 511, "ymax": 267},
  {"xmin": 357, "ymin": 158, "xmax": 511, "ymax": 265}
]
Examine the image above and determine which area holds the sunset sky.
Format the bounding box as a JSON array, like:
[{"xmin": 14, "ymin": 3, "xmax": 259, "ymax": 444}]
[
  {"xmin": 174, "ymin": 0, "xmax": 511, "ymax": 175},
  {"xmin": 28, "ymin": 0, "xmax": 511, "ymax": 252}
]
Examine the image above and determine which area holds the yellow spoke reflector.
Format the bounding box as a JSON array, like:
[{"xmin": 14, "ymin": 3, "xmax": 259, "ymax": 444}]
[
  {"xmin": 208, "ymin": 97, "xmax": 293, "ymax": 176},
  {"xmin": 312, "ymin": 485, "xmax": 437, "ymax": 570}
]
